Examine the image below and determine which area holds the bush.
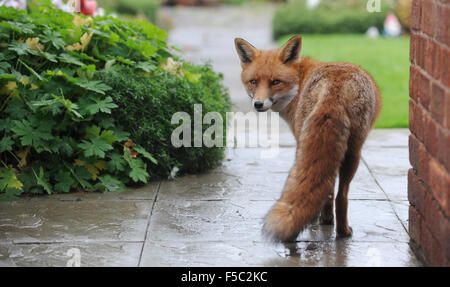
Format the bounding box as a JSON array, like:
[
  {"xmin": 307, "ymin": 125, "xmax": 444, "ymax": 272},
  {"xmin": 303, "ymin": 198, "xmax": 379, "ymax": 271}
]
[
  {"xmin": 273, "ymin": 0, "xmax": 390, "ymax": 39},
  {"xmin": 98, "ymin": 63, "xmax": 230, "ymax": 179},
  {"xmin": 100, "ymin": 0, "xmax": 159, "ymax": 23},
  {"xmin": 0, "ymin": 1, "xmax": 230, "ymax": 199}
]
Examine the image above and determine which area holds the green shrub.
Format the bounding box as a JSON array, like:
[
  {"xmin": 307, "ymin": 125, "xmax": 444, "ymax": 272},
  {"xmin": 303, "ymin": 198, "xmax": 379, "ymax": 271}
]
[
  {"xmin": 0, "ymin": 1, "xmax": 230, "ymax": 199},
  {"xmin": 273, "ymin": 0, "xmax": 391, "ymax": 39},
  {"xmin": 98, "ymin": 64, "xmax": 231, "ymax": 179},
  {"xmin": 99, "ymin": 0, "xmax": 159, "ymax": 23}
]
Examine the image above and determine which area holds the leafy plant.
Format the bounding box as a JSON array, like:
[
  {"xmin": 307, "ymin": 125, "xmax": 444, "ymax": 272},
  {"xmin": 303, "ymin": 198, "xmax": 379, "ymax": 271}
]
[{"xmin": 0, "ymin": 1, "xmax": 230, "ymax": 199}]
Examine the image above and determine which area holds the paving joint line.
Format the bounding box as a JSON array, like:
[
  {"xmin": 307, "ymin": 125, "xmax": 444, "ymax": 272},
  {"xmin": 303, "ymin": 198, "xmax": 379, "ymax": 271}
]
[
  {"xmin": 137, "ymin": 180, "xmax": 162, "ymax": 266},
  {"xmin": 361, "ymin": 156, "xmax": 410, "ymax": 235}
]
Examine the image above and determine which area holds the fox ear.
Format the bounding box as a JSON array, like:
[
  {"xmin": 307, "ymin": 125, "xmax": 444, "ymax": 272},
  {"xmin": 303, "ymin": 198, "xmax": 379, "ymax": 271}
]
[
  {"xmin": 279, "ymin": 35, "xmax": 302, "ymax": 64},
  {"xmin": 235, "ymin": 38, "xmax": 257, "ymax": 64}
]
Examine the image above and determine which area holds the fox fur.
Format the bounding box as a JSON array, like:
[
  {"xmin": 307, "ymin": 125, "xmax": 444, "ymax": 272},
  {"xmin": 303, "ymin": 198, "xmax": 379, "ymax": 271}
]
[{"xmin": 234, "ymin": 35, "xmax": 382, "ymax": 242}]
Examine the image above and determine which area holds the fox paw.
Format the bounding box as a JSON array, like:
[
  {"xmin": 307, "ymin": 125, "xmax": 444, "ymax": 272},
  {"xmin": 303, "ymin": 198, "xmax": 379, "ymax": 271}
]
[
  {"xmin": 319, "ymin": 214, "xmax": 334, "ymax": 225},
  {"xmin": 262, "ymin": 202, "xmax": 301, "ymax": 243},
  {"xmin": 336, "ymin": 226, "xmax": 353, "ymax": 238}
]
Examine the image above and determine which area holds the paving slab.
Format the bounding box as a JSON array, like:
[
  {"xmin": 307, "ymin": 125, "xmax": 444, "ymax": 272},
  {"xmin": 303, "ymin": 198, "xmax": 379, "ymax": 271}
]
[
  {"xmin": 0, "ymin": 242, "xmax": 141, "ymax": 267},
  {"xmin": 147, "ymin": 198, "xmax": 409, "ymax": 244},
  {"xmin": 0, "ymin": 199, "xmax": 152, "ymax": 243},
  {"xmin": 362, "ymin": 147, "xmax": 410, "ymax": 201}
]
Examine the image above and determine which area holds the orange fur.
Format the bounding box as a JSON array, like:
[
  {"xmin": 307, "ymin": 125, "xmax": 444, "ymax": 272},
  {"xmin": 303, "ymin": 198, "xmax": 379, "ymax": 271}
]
[{"xmin": 235, "ymin": 35, "xmax": 382, "ymax": 242}]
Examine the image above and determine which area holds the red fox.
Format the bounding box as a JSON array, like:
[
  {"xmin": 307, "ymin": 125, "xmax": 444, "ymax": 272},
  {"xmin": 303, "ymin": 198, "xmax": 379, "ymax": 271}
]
[{"xmin": 234, "ymin": 35, "xmax": 382, "ymax": 242}]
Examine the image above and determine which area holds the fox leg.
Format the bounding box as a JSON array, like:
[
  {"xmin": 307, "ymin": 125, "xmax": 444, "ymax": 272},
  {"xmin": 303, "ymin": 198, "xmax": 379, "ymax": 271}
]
[
  {"xmin": 335, "ymin": 147, "xmax": 361, "ymax": 237},
  {"xmin": 319, "ymin": 186, "xmax": 335, "ymax": 225}
]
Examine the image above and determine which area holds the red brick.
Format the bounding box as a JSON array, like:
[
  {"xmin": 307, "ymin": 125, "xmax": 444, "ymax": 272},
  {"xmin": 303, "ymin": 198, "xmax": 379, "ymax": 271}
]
[
  {"xmin": 409, "ymin": 100, "xmax": 423, "ymax": 141},
  {"xmin": 410, "ymin": 0, "xmax": 422, "ymax": 31},
  {"xmin": 417, "ymin": 35, "xmax": 427, "ymax": 68},
  {"xmin": 421, "ymin": 0, "xmax": 436, "ymax": 37},
  {"xmin": 410, "ymin": 100, "xmax": 425, "ymax": 142},
  {"xmin": 409, "ymin": 134, "xmax": 420, "ymax": 170},
  {"xmin": 430, "ymin": 82, "xmax": 445, "ymax": 124},
  {"xmin": 425, "ymin": 39, "xmax": 442, "ymax": 78},
  {"xmin": 424, "ymin": 38, "xmax": 433, "ymax": 75},
  {"xmin": 446, "ymin": 90, "xmax": 450, "ymax": 129},
  {"xmin": 418, "ymin": 141, "xmax": 430, "ymax": 184},
  {"xmin": 410, "ymin": 33, "xmax": 417, "ymax": 64},
  {"xmin": 440, "ymin": 46, "xmax": 450, "ymax": 89},
  {"xmin": 431, "ymin": 41, "xmax": 442, "ymax": 79},
  {"xmin": 424, "ymin": 114, "xmax": 439, "ymax": 158},
  {"xmin": 409, "ymin": 205, "xmax": 422, "ymax": 244},
  {"xmin": 421, "ymin": 189, "xmax": 450, "ymax": 265},
  {"xmin": 428, "ymin": 159, "xmax": 450, "ymax": 216},
  {"xmin": 410, "ymin": 66, "xmax": 419, "ymax": 101},
  {"xmin": 421, "ymin": 223, "xmax": 445, "ymax": 266},
  {"xmin": 435, "ymin": 5, "xmax": 450, "ymax": 47},
  {"xmin": 408, "ymin": 168, "xmax": 426, "ymax": 214},
  {"xmin": 437, "ymin": 128, "xmax": 450, "ymax": 172},
  {"xmin": 419, "ymin": 72, "xmax": 431, "ymax": 110}
]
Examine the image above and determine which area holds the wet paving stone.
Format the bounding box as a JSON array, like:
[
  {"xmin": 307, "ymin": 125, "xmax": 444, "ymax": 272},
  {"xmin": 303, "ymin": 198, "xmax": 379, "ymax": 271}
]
[
  {"xmin": 158, "ymin": 148, "xmax": 386, "ymax": 202},
  {"xmin": 0, "ymin": 242, "xmax": 141, "ymax": 267},
  {"xmin": 148, "ymin": 199, "xmax": 409, "ymax": 244},
  {"xmin": 364, "ymin": 129, "xmax": 409, "ymax": 148},
  {"xmin": 148, "ymin": 200, "xmax": 272, "ymax": 242},
  {"xmin": 140, "ymin": 240, "xmax": 421, "ymax": 267},
  {"xmin": 0, "ymin": 199, "xmax": 152, "ymax": 243},
  {"xmin": 362, "ymin": 147, "xmax": 410, "ymax": 201}
]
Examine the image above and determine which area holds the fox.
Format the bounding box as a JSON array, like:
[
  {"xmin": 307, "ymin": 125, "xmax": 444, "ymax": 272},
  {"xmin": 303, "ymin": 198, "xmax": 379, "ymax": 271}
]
[{"xmin": 234, "ymin": 35, "xmax": 382, "ymax": 242}]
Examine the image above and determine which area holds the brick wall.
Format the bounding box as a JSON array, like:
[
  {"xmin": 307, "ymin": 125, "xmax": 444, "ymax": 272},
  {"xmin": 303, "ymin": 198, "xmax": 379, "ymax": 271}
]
[{"xmin": 409, "ymin": 0, "xmax": 450, "ymax": 266}]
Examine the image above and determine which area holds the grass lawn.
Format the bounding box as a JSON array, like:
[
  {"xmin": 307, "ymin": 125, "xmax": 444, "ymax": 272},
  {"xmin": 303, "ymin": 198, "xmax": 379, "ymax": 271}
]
[{"xmin": 279, "ymin": 34, "xmax": 410, "ymax": 128}]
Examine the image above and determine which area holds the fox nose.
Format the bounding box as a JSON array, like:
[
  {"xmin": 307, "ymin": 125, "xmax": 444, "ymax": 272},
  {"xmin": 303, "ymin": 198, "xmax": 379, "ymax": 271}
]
[{"xmin": 254, "ymin": 101, "xmax": 264, "ymax": 109}]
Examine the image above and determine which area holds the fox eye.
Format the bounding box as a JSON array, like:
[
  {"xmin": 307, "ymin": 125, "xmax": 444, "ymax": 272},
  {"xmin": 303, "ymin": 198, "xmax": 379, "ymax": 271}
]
[
  {"xmin": 249, "ymin": 79, "xmax": 257, "ymax": 85},
  {"xmin": 271, "ymin": 80, "xmax": 281, "ymax": 86}
]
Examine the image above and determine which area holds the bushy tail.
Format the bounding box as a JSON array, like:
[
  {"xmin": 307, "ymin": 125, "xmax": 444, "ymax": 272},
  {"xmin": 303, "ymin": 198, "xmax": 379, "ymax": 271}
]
[{"xmin": 263, "ymin": 102, "xmax": 351, "ymax": 242}]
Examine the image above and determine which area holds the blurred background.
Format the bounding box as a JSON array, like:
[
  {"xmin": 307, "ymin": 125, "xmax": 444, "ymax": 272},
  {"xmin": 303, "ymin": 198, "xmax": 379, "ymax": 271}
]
[
  {"xmin": 3, "ymin": 0, "xmax": 413, "ymax": 129},
  {"xmin": 97, "ymin": 0, "xmax": 412, "ymax": 128}
]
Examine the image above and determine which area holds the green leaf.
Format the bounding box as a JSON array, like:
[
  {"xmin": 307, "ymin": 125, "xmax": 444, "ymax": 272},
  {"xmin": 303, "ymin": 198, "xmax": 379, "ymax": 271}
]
[
  {"xmin": 85, "ymin": 125, "xmax": 101, "ymax": 139},
  {"xmin": 6, "ymin": 21, "xmax": 35, "ymax": 34},
  {"xmin": 100, "ymin": 130, "xmax": 118, "ymax": 145},
  {"xmin": 31, "ymin": 167, "xmax": 51, "ymax": 194},
  {"xmin": 134, "ymin": 145, "xmax": 157, "ymax": 164},
  {"xmin": 96, "ymin": 175, "xmax": 126, "ymax": 192},
  {"xmin": 12, "ymin": 119, "xmax": 53, "ymax": 148},
  {"xmin": 136, "ymin": 61, "xmax": 155, "ymax": 73},
  {"xmin": 78, "ymin": 138, "xmax": 113, "ymax": 158},
  {"xmin": 65, "ymin": 163, "xmax": 93, "ymax": 190},
  {"xmin": 58, "ymin": 53, "xmax": 84, "ymax": 66},
  {"xmin": 107, "ymin": 153, "xmax": 126, "ymax": 172},
  {"xmin": 8, "ymin": 41, "xmax": 36, "ymax": 56},
  {"xmin": 54, "ymin": 170, "xmax": 74, "ymax": 193},
  {"xmin": 0, "ymin": 62, "xmax": 11, "ymax": 73},
  {"xmin": 124, "ymin": 148, "xmax": 149, "ymax": 183},
  {"xmin": 80, "ymin": 96, "xmax": 118, "ymax": 115},
  {"xmin": 40, "ymin": 30, "xmax": 66, "ymax": 50},
  {"xmin": 0, "ymin": 136, "xmax": 14, "ymax": 153},
  {"xmin": 74, "ymin": 79, "xmax": 112, "ymax": 95},
  {"xmin": 18, "ymin": 59, "xmax": 42, "ymax": 81},
  {"xmin": 0, "ymin": 167, "xmax": 23, "ymax": 191}
]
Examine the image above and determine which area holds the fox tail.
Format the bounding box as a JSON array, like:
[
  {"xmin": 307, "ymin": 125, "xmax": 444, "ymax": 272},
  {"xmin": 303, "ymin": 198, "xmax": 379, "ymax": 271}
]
[{"xmin": 263, "ymin": 101, "xmax": 351, "ymax": 242}]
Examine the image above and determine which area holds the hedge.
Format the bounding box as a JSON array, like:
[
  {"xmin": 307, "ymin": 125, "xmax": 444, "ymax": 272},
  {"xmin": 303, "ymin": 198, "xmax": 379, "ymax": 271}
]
[
  {"xmin": 273, "ymin": 0, "xmax": 390, "ymax": 39},
  {"xmin": 0, "ymin": 1, "xmax": 230, "ymax": 199},
  {"xmin": 100, "ymin": 0, "xmax": 159, "ymax": 23}
]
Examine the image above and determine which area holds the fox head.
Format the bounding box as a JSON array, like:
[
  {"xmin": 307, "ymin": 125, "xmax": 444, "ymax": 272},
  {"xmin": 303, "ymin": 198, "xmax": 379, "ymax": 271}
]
[{"xmin": 234, "ymin": 35, "xmax": 302, "ymax": 112}]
